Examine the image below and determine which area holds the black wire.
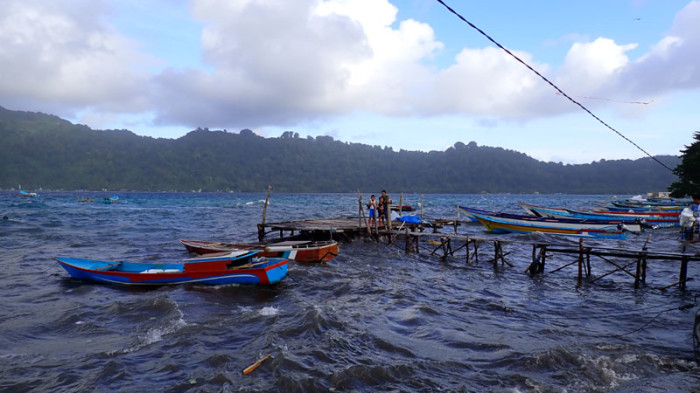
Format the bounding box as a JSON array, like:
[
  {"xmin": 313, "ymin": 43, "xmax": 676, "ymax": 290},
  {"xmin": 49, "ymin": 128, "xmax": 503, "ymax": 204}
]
[{"xmin": 434, "ymin": 0, "xmax": 674, "ymax": 173}]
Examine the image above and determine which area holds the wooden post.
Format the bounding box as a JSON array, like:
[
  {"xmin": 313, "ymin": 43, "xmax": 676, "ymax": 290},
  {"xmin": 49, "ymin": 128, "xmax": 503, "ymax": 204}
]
[
  {"xmin": 641, "ymin": 235, "xmax": 650, "ymax": 284},
  {"xmin": 680, "ymin": 256, "xmax": 689, "ymax": 290},
  {"xmin": 494, "ymin": 241, "xmax": 501, "ymax": 267},
  {"xmin": 387, "ymin": 195, "xmax": 392, "ymax": 231},
  {"xmin": 358, "ymin": 191, "xmax": 371, "ymax": 236},
  {"xmin": 399, "ymin": 193, "xmax": 404, "ymax": 216},
  {"xmin": 405, "ymin": 228, "xmax": 410, "ymax": 253},
  {"xmin": 421, "ymin": 194, "xmax": 424, "ymax": 219},
  {"xmin": 586, "ymin": 250, "xmax": 591, "ymax": 277},
  {"xmin": 577, "ymin": 239, "xmax": 584, "ymax": 282},
  {"xmin": 540, "ymin": 245, "xmax": 546, "ymax": 270},
  {"xmin": 259, "ymin": 185, "xmax": 272, "ymax": 242},
  {"xmin": 465, "ymin": 236, "xmax": 470, "ymax": 264}
]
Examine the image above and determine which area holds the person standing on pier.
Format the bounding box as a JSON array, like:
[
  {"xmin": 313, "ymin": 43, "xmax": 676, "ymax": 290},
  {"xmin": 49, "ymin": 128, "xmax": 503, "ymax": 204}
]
[
  {"xmin": 682, "ymin": 194, "xmax": 700, "ymax": 240},
  {"xmin": 367, "ymin": 194, "xmax": 378, "ymax": 226},
  {"xmin": 381, "ymin": 189, "xmax": 392, "ymax": 225},
  {"xmin": 377, "ymin": 195, "xmax": 385, "ymax": 226},
  {"xmin": 691, "ymin": 194, "xmax": 700, "ymax": 236}
]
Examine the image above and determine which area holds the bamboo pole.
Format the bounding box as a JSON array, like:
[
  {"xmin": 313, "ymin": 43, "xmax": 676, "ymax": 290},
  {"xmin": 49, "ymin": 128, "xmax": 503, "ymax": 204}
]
[
  {"xmin": 242, "ymin": 354, "xmax": 271, "ymax": 375},
  {"xmin": 358, "ymin": 191, "xmax": 371, "ymax": 236},
  {"xmin": 259, "ymin": 185, "xmax": 272, "ymax": 242}
]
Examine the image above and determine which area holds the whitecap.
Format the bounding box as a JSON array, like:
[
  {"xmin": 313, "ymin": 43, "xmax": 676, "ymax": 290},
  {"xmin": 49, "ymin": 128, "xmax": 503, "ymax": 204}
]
[{"xmin": 259, "ymin": 306, "xmax": 279, "ymax": 316}]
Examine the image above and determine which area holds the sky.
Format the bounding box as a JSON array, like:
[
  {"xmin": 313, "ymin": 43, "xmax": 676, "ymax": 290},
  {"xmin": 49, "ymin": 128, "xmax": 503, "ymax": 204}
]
[{"xmin": 1, "ymin": 0, "xmax": 699, "ymax": 164}]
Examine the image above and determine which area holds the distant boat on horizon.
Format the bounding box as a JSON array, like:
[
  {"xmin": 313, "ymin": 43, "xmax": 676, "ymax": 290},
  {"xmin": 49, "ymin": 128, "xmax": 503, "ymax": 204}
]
[{"xmin": 18, "ymin": 185, "xmax": 38, "ymax": 197}]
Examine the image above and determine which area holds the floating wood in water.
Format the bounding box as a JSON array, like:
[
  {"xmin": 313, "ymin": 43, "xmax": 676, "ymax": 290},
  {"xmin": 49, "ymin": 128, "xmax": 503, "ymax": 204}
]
[{"xmin": 242, "ymin": 354, "xmax": 271, "ymax": 375}]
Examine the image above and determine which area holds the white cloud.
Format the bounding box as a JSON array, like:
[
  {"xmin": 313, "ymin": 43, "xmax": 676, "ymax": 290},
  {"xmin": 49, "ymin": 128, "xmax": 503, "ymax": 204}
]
[
  {"xmin": 0, "ymin": 0, "xmax": 154, "ymax": 116},
  {"xmin": 558, "ymin": 38, "xmax": 637, "ymax": 91},
  {"xmin": 618, "ymin": 0, "xmax": 700, "ymax": 95},
  {"xmin": 152, "ymin": 0, "xmax": 444, "ymax": 128},
  {"xmin": 0, "ymin": 0, "xmax": 699, "ymax": 149},
  {"xmin": 422, "ymin": 46, "xmax": 559, "ymax": 118}
]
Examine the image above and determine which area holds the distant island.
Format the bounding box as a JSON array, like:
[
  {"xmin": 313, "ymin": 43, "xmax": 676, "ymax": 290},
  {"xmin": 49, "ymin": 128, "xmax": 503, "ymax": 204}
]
[{"xmin": 0, "ymin": 106, "xmax": 679, "ymax": 193}]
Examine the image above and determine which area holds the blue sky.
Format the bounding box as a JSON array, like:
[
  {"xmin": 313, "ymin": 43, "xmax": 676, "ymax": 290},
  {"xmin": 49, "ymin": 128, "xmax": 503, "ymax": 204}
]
[{"xmin": 1, "ymin": 0, "xmax": 698, "ymax": 164}]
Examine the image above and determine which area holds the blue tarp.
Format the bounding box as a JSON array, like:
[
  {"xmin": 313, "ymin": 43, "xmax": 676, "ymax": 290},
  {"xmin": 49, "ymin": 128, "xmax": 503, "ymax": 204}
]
[{"xmin": 396, "ymin": 215, "xmax": 422, "ymax": 224}]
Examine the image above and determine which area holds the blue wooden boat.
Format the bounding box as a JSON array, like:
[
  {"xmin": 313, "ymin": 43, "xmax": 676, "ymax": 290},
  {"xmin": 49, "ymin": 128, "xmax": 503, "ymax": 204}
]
[
  {"xmin": 56, "ymin": 251, "xmax": 288, "ymax": 285},
  {"xmin": 459, "ymin": 206, "xmax": 640, "ymax": 239},
  {"xmin": 19, "ymin": 190, "xmax": 38, "ymax": 197},
  {"xmin": 102, "ymin": 196, "xmax": 119, "ymax": 204},
  {"xmin": 519, "ymin": 201, "xmax": 676, "ymax": 227}
]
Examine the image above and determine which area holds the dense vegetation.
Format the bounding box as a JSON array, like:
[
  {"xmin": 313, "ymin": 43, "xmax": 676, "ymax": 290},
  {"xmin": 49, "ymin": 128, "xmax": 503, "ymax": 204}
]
[
  {"xmin": 0, "ymin": 106, "xmax": 680, "ymax": 194},
  {"xmin": 669, "ymin": 131, "xmax": 700, "ymax": 197}
]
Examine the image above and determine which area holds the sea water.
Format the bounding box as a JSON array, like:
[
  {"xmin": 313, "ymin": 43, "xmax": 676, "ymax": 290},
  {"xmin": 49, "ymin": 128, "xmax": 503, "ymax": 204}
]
[{"xmin": 0, "ymin": 191, "xmax": 698, "ymax": 392}]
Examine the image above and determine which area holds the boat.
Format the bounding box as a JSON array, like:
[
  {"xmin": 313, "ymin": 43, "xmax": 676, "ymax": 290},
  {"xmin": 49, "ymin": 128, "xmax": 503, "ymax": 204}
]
[
  {"xmin": 180, "ymin": 239, "xmax": 338, "ymax": 263},
  {"xmin": 390, "ymin": 205, "xmax": 416, "ymax": 212},
  {"xmin": 19, "ymin": 190, "xmax": 38, "ymax": 197},
  {"xmin": 55, "ymin": 251, "xmax": 288, "ymax": 285},
  {"xmin": 564, "ymin": 209, "xmax": 679, "ymax": 227},
  {"xmin": 518, "ymin": 201, "xmax": 677, "ymax": 228},
  {"xmin": 518, "ymin": 201, "xmax": 570, "ymax": 217},
  {"xmin": 459, "ymin": 206, "xmax": 641, "ymax": 239},
  {"xmin": 102, "ymin": 196, "xmax": 119, "ymax": 204}
]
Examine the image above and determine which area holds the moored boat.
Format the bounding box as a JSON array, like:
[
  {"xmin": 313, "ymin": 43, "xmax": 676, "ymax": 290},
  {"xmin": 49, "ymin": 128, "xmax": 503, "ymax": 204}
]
[
  {"xmin": 55, "ymin": 251, "xmax": 288, "ymax": 285},
  {"xmin": 390, "ymin": 205, "xmax": 416, "ymax": 212},
  {"xmin": 102, "ymin": 196, "xmax": 119, "ymax": 204},
  {"xmin": 518, "ymin": 201, "xmax": 677, "ymax": 228},
  {"xmin": 564, "ymin": 208, "xmax": 679, "ymax": 227},
  {"xmin": 180, "ymin": 239, "xmax": 338, "ymax": 263},
  {"xmin": 518, "ymin": 201, "xmax": 569, "ymax": 217},
  {"xmin": 459, "ymin": 206, "xmax": 640, "ymax": 239}
]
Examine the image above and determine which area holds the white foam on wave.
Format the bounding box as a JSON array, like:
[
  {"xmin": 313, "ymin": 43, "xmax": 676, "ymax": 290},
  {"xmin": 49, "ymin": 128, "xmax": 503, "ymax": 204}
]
[
  {"xmin": 142, "ymin": 308, "xmax": 187, "ymax": 346},
  {"xmin": 112, "ymin": 300, "xmax": 189, "ymax": 355},
  {"xmin": 259, "ymin": 306, "xmax": 279, "ymax": 316},
  {"xmin": 578, "ymin": 353, "xmax": 637, "ymax": 390}
]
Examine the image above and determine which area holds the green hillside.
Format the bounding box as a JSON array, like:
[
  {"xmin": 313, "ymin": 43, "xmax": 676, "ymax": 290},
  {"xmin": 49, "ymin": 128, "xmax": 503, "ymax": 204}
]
[{"xmin": 0, "ymin": 106, "xmax": 679, "ymax": 193}]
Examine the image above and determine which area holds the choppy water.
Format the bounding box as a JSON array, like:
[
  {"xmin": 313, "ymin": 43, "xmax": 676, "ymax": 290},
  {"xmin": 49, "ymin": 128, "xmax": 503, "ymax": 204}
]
[{"xmin": 1, "ymin": 191, "xmax": 699, "ymax": 392}]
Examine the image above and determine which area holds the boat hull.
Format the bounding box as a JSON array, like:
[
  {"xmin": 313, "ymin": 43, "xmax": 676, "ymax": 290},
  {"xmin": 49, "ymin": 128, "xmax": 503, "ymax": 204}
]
[
  {"xmin": 518, "ymin": 201, "xmax": 677, "ymax": 228},
  {"xmin": 56, "ymin": 253, "xmax": 288, "ymax": 285},
  {"xmin": 460, "ymin": 206, "xmax": 635, "ymax": 239},
  {"xmin": 180, "ymin": 239, "xmax": 338, "ymax": 263}
]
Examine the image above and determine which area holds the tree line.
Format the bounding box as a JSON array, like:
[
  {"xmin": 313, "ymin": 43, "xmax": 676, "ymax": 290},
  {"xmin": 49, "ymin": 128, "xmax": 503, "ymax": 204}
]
[{"xmin": 0, "ymin": 106, "xmax": 681, "ymax": 194}]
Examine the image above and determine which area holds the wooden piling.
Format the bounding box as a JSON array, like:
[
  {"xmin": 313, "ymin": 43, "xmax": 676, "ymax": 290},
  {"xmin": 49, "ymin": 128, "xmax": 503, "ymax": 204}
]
[
  {"xmin": 680, "ymin": 256, "xmax": 689, "ymax": 290},
  {"xmin": 259, "ymin": 185, "xmax": 272, "ymax": 242},
  {"xmin": 358, "ymin": 191, "xmax": 371, "ymax": 237},
  {"xmin": 578, "ymin": 239, "xmax": 584, "ymax": 282}
]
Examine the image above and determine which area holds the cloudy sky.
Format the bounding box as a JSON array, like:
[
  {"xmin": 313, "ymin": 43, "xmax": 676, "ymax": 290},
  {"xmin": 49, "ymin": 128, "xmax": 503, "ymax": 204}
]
[{"xmin": 1, "ymin": 0, "xmax": 698, "ymax": 164}]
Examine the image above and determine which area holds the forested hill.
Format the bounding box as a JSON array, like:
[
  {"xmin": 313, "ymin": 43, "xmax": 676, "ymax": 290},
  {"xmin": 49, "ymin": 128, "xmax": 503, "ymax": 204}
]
[{"xmin": 0, "ymin": 106, "xmax": 679, "ymax": 193}]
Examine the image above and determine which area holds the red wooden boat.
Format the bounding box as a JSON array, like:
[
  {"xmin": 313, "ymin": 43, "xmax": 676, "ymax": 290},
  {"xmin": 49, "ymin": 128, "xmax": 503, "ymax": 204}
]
[
  {"xmin": 56, "ymin": 251, "xmax": 288, "ymax": 285},
  {"xmin": 180, "ymin": 239, "xmax": 338, "ymax": 263}
]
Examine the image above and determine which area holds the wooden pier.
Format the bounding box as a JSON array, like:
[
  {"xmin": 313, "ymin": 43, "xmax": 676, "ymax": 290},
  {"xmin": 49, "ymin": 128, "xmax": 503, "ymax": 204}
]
[
  {"xmin": 258, "ymin": 214, "xmax": 700, "ymax": 290},
  {"xmin": 256, "ymin": 190, "xmax": 700, "ymax": 290}
]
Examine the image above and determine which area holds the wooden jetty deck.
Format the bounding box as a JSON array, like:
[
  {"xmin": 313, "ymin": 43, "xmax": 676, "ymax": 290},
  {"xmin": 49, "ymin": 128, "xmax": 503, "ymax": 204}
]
[
  {"xmin": 255, "ymin": 190, "xmax": 699, "ymax": 290},
  {"xmin": 259, "ymin": 215, "xmax": 700, "ymax": 290},
  {"xmin": 258, "ymin": 216, "xmax": 458, "ymax": 241}
]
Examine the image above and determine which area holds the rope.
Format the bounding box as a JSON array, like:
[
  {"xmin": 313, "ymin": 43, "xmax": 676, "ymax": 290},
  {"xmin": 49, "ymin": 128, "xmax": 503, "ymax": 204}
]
[
  {"xmin": 434, "ymin": 0, "xmax": 674, "ymax": 173},
  {"xmin": 618, "ymin": 303, "xmax": 695, "ymax": 337}
]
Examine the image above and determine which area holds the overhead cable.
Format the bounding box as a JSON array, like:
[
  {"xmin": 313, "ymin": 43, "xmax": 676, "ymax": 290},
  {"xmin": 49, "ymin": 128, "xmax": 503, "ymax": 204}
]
[{"xmin": 434, "ymin": 0, "xmax": 674, "ymax": 172}]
